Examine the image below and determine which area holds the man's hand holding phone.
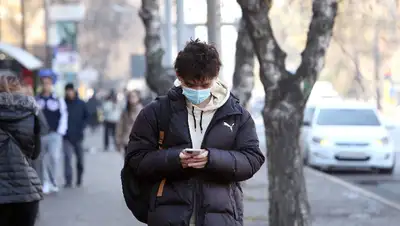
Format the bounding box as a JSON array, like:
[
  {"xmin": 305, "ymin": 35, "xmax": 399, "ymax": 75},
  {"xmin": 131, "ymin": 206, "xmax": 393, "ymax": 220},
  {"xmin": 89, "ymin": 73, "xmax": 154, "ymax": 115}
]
[{"xmin": 179, "ymin": 149, "xmax": 209, "ymax": 169}]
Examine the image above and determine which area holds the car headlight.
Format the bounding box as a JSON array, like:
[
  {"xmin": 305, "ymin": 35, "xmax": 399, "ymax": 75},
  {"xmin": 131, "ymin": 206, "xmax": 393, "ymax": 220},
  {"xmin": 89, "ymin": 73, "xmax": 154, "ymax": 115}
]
[
  {"xmin": 312, "ymin": 137, "xmax": 331, "ymax": 146},
  {"xmin": 375, "ymin": 137, "xmax": 390, "ymax": 146}
]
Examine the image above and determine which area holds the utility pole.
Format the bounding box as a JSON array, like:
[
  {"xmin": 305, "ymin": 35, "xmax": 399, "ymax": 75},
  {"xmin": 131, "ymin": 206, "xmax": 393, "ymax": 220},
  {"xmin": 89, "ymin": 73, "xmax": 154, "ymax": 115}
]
[
  {"xmin": 206, "ymin": 0, "xmax": 221, "ymax": 54},
  {"xmin": 20, "ymin": 0, "xmax": 26, "ymax": 49},
  {"xmin": 0, "ymin": 0, "xmax": 2, "ymax": 41},
  {"xmin": 44, "ymin": 0, "xmax": 52, "ymax": 68},
  {"xmin": 176, "ymin": 0, "xmax": 185, "ymax": 51},
  {"xmin": 164, "ymin": 0, "xmax": 173, "ymax": 66},
  {"xmin": 373, "ymin": 23, "xmax": 382, "ymax": 110}
]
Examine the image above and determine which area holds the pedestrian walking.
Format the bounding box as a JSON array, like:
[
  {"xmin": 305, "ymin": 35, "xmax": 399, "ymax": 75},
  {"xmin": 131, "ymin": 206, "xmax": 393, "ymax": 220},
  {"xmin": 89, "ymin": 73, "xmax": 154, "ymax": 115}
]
[
  {"xmin": 102, "ymin": 90, "xmax": 122, "ymax": 151},
  {"xmin": 86, "ymin": 90, "xmax": 101, "ymax": 133},
  {"xmin": 36, "ymin": 69, "xmax": 68, "ymax": 194},
  {"xmin": 116, "ymin": 90, "xmax": 143, "ymax": 155},
  {"xmin": 122, "ymin": 39, "xmax": 265, "ymax": 226},
  {"xmin": 63, "ymin": 83, "xmax": 89, "ymax": 188},
  {"xmin": 0, "ymin": 71, "xmax": 49, "ymax": 226}
]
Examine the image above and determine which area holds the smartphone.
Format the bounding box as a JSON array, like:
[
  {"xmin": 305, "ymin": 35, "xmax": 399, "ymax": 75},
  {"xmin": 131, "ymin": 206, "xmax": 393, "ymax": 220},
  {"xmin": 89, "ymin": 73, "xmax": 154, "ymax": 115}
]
[{"xmin": 183, "ymin": 148, "xmax": 203, "ymax": 155}]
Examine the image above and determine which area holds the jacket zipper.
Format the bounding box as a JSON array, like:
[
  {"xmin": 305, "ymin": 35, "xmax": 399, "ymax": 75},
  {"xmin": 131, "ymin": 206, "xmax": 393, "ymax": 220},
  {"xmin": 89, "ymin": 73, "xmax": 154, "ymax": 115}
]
[
  {"xmin": 194, "ymin": 113, "xmax": 241, "ymax": 224},
  {"xmin": 230, "ymin": 184, "xmax": 238, "ymax": 220}
]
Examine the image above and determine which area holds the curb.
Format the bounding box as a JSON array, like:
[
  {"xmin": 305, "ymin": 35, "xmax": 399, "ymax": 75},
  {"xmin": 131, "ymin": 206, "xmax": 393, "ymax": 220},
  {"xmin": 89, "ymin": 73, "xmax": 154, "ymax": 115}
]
[{"xmin": 306, "ymin": 166, "xmax": 400, "ymax": 211}]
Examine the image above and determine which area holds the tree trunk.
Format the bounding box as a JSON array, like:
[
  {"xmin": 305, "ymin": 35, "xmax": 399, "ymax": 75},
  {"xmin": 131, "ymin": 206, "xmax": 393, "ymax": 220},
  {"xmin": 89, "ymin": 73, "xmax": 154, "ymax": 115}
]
[
  {"xmin": 231, "ymin": 18, "xmax": 255, "ymax": 108},
  {"xmin": 265, "ymin": 101, "xmax": 310, "ymax": 226},
  {"xmin": 140, "ymin": 0, "xmax": 174, "ymax": 95},
  {"xmin": 237, "ymin": 0, "xmax": 338, "ymax": 225}
]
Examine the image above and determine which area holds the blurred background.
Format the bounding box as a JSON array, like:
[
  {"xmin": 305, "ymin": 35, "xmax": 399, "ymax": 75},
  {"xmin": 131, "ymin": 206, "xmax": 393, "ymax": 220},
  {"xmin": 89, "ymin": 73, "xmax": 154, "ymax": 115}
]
[
  {"xmin": 2, "ymin": 0, "xmax": 400, "ymax": 111},
  {"xmin": 1, "ymin": 0, "xmax": 400, "ymax": 226}
]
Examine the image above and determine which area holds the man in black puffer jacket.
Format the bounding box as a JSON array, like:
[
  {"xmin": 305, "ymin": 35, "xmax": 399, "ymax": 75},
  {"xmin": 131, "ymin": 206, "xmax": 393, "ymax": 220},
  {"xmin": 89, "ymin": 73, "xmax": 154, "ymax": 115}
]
[
  {"xmin": 126, "ymin": 39, "xmax": 265, "ymax": 226},
  {"xmin": 0, "ymin": 71, "xmax": 49, "ymax": 226}
]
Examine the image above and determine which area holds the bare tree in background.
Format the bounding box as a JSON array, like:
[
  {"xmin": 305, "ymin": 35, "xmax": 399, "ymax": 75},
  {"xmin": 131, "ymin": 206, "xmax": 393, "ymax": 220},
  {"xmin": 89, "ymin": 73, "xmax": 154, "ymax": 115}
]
[
  {"xmin": 79, "ymin": 0, "xmax": 132, "ymax": 87},
  {"xmin": 333, "ymin": 36, "xmax": 367, "ymax": 99},
  {"xmin": 331, "ymin": 0, "xmax": 399, "ymax": 101},
  {"xmin": 236, "ymin": 0, "xmax": 338, "ymax": 225},
  {"xmin": 231, "ymin": 18, "xmax": 255, "ymax": 107},
  {"xmin": 140, "ymin": 0, "xmax": 174, "ymax": 95}
]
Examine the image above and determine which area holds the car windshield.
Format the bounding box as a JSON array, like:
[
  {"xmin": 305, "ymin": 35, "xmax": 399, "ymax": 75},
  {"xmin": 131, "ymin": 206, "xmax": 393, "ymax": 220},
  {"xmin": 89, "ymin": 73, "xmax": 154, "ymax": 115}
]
[{"xmin": 316, "ymin": 108, "xmax": 381, "ymax": 126}]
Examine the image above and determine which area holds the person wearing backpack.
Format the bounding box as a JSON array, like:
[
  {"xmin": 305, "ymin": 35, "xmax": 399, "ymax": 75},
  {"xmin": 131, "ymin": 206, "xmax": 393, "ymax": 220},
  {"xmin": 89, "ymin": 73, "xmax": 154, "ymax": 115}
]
[
  {"xmin": 36, "ymin": 69, "xmax": 68, "ymax": 194},
  {"xmin": 123, "ymin": 39, "xmax": 265, "ymax": 226}
]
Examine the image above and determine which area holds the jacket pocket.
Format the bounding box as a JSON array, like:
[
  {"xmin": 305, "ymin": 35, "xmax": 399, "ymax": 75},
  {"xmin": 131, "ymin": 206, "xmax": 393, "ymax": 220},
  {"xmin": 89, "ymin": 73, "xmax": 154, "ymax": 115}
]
[{"xmin": 229, "ymin": 184, "xmax": 238, "ymax": 220}]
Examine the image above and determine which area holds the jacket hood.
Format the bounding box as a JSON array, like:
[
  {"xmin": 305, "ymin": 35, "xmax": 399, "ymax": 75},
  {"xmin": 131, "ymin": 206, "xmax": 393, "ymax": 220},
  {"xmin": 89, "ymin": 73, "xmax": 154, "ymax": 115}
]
[
  {"xmin": 173, "ymin": 78, "xmax": 230, "ymax": 111},
  {"xmin": 0, "ymin": 92, "xmax": 39, "ymax": 120}
]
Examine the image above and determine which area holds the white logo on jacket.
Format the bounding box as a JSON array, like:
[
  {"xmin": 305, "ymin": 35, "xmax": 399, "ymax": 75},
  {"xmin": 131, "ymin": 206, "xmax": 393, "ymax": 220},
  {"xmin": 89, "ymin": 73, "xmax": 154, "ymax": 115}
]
[
  {"xmin": 223, "ymin": 122, "xmax": 234, "ymax": 132},
  {"xmin": 46, "ymin": 99, "xmax": 60, "ymax": 111}
]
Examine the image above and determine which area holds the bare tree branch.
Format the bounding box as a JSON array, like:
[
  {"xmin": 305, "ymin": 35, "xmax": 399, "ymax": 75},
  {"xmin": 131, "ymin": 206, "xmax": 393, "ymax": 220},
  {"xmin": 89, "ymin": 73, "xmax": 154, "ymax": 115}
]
[
  {"xmin": 237, "ymin": 0, "xmax": 286, "ymax": 92},
  {"xmin": 296, "ymin": 0, "xmax": 338, "ymax": 103},
  {"xmin": 332, "ymin": 35, "xmax": 365, "ymax": 77}
]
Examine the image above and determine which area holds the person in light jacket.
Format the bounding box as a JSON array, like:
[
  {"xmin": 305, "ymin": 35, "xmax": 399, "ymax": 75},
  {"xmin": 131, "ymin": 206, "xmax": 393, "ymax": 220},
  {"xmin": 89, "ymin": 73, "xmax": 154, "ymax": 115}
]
[
  {"xmin": 36, "ymin": 69, "xmax": 68, "ymax": 194},
  {"xmin": 102, "ymin": 90, "xmax": 122, "ymax": 151},
  {"xmin": 116, "ymin": 90, "xmax": 143, "ymax": 155}
]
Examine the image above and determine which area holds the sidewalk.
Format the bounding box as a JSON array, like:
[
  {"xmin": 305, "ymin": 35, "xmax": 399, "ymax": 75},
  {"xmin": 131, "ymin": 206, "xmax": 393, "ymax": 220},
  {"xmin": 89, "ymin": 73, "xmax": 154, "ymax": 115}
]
[{"xmin": 244, "ymin": 158, "xmax": 400, "ymax": 226}]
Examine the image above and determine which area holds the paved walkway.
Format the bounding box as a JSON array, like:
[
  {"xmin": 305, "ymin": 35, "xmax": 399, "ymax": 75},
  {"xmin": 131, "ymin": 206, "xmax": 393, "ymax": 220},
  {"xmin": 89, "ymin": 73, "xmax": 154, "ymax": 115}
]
[{"xmin": 37, "ymin": 152, "xmax": 142, "ymax": 226}]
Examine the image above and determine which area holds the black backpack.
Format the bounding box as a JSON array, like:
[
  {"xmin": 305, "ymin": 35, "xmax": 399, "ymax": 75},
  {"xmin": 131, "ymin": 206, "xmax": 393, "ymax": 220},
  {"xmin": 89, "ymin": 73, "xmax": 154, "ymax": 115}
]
[{"xmin": 121, "ymin": 95, "xmax": 170, "ymax": 223}]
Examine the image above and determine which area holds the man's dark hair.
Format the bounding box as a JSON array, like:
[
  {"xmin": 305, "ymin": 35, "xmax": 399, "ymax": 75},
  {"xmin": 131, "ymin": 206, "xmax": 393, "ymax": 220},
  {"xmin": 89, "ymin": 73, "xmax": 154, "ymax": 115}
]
[
  {"xmin": 65, "ymin": 83, "xmax": 74, "ymax": 90},
  {"xmin": 174, "ymin": 39, "xmax": 222, "ymax": 82}
]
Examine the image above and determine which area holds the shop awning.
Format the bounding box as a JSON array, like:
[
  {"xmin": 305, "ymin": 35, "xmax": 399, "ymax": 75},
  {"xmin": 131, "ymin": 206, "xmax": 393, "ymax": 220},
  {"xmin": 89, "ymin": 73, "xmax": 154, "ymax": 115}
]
[{"xmin": 0, "ymin": 42, "xmax": 43, "ymax": 70}]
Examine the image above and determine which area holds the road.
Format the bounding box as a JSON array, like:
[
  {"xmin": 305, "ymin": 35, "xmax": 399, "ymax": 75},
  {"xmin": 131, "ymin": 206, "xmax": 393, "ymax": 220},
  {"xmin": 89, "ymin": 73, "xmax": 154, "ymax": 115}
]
[
  {"xmin": 332, "ymin": 127, "xmax": 400, "ymax": 205},
  {"xmin": 252, "ymin": 109, "xmax": 400, "ymax": 206}
]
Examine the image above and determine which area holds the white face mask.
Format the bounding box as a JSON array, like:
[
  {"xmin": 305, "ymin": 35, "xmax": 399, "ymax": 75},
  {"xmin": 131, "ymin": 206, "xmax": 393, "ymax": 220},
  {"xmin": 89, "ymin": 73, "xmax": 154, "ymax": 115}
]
[
  {"xmin": 182, "ymin": 87, "xmax": 211, "ymax": 105},
  {"xmin": 180, "ymin": 79, "xmax": 215, "ymax": 105}
]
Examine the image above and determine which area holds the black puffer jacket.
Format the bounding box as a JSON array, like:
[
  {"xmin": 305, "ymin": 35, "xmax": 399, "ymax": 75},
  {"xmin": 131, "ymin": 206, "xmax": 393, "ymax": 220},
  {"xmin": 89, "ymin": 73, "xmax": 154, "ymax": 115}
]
[
  {"xmin": 0, "ymin": 92, "xmax": 48, "ymax": 204},
  {"xmin": 126, "ymin": 86, "xmax": 265, "ymax": 226}
]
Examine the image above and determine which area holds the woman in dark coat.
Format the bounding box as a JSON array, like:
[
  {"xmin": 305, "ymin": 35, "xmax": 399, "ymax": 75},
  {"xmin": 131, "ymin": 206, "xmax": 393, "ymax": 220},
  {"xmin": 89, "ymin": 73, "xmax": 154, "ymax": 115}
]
[{"xmin": 0, "ymin": 71, "xmax": 48, "ymax": 226}]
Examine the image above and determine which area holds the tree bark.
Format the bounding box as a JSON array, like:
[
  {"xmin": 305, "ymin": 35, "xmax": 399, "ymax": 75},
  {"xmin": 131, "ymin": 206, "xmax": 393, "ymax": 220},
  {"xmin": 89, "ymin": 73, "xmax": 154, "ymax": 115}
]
[
  {"xmin": 231, "ymin": 18, "xmax": 255, "ymax": 108},
  {"xmin": 140, "ymin": 0, "xmax": 175, "ymax": 95},
  {"xmin": 237, "ymin": 0, "xmax": 338, "ymax": 226}
]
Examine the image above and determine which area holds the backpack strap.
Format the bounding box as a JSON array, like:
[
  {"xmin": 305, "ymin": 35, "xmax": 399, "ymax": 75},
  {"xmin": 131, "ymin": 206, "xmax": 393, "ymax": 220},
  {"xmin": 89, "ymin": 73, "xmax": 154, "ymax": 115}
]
[
  {"xmin": 155, "ymin": 95, "xmax": 171, "ymax": 197},
  {"xmin": 157, "ymin": 95, "xmax": 171, "ymax": 149}
]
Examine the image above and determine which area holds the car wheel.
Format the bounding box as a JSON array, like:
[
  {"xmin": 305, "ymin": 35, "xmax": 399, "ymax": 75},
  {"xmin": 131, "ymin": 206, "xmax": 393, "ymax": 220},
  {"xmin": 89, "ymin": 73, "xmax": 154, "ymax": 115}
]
[
  {"xmin": 303, "ymin": 153, "xmax": 308, "ymax": 165},
  {"xmin": 378, "ymin": 166, "xmax": 394, "ymax": 175},
  {"xmin": 303, "ymin": 148, "xmax": 310, "ymax": 165}
]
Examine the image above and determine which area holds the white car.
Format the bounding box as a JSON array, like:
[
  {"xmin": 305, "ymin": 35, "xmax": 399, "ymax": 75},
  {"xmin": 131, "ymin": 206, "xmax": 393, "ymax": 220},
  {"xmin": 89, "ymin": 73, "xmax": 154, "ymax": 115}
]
[{"xmin": 301, "ymin": 101, "xmax": 395, "ymax": 174}]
